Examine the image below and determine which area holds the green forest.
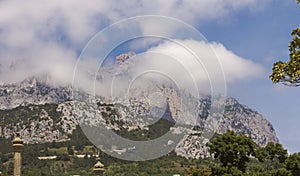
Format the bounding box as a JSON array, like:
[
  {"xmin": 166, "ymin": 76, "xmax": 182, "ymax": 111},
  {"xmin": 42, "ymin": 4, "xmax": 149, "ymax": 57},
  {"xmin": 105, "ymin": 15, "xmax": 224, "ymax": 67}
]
[{"xmin": 1, "ymin": 129, "xmax": 300, "ymax": 176}]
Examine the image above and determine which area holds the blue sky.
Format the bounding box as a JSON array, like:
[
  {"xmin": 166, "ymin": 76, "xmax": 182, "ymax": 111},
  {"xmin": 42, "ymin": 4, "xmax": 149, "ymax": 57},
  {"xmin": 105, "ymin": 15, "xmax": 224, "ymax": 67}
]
[
  {"xmin": 0, "ymin": 0, "xmax": 299, "ymax": 152},
  {"xmin": 199, "ymin": 0, "xmax": 300, "ymax": 152}
]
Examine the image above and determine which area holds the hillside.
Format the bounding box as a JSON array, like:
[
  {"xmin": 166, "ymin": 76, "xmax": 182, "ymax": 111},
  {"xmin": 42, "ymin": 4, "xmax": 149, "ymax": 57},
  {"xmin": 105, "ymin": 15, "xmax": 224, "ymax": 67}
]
[
  {"xmin": 0, "ymin": 76, "xmax": 278, "ymax": 159},
  {"xmin": 0, "ymin": 52, "xmax": 279, "ymax": 159}
]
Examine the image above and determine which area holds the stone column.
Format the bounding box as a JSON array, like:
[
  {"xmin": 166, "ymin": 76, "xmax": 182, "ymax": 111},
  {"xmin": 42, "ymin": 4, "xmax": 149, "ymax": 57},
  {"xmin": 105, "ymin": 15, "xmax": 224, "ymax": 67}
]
[{"xmin": 12, "ymin": 135, "xmax": 23, "ymax": 176}]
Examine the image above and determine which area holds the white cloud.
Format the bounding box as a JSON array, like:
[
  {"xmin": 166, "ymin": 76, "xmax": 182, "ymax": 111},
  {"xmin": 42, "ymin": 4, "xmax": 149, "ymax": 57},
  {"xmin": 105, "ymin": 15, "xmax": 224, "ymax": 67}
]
[
  {"xmin": 147, "ymin": 40, "xmax": 264, "ymax": 86},
  {"xmin": 209, "ymin": 42, "xmax": 265, "ymax": 82},
  {"xmin": 88, "ymin": 39, "xmax": 264, "ymax": 99},
  {"xmin": 0, "ymin": 0, "xmax": 268, "ymax": 85}
]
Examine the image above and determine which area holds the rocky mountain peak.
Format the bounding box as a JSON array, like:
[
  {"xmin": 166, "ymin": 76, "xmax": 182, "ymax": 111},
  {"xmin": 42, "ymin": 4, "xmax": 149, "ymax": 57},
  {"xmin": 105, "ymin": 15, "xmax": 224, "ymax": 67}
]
[
  {"xmin": 116, "ymin": 51, "xmax": 136, "ymax": 64},
  {"xmin": 0, "ymin": 76, "xmax": 72, "ymax": 110},
  {"xmin": 0, "ymin": 53, "xmax": 279, "ymax": 159},
  {"xmin": 0, "ymin": 75, "xmax": 279, "ymax": 158}
]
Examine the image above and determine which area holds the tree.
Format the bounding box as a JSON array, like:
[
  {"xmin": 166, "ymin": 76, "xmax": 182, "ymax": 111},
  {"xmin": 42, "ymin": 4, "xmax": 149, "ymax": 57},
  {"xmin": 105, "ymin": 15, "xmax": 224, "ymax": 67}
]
[
  {"xmin": 208, "ymin": 131, "xmax": 256, "ymax": 173},
  {"xmin": 186, "ymin": 166, "xmax": 212, "ymax": 176},
  {"xmin": 272, "ymin": 168, "xmax": 292, "ymax": 176},
  {"xmin": 270, "ymin": 0, "xmax": 300, "ymax": 86},
  {"xmin": 264, "ymin": 142, "xmax": 288, "ymax": 163},
  {"xmin": 212, "ymin": 165, "xmax": 243, "ymax": 176},
  {"xmin": 255, "ymin": 146, "xmax": 268, "ymax": 162},
  {"xmin": 67, "ymin": 145, "xmax": 74, "ymax": 155},
  {"xmin": 285, "ymin": 152, "xmax": 300, "ymax": 176}
]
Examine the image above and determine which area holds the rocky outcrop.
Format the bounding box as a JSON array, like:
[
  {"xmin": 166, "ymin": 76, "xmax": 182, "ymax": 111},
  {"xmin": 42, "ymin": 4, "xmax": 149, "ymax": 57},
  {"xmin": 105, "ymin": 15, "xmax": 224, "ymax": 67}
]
[
  {"xmin": 0, "ymin": 77, "xmax": 71, "ymax": 110},
  {"xmin": 0, "ymin": 105, "xmax": 69, "ymax": 144},
  {"xmin": 116, "ymin": 51, "xmax": 136, "ymax": 64},
  {"xmin": 0, "ymin": 53, "xmax": 279, "ymax": 159},
  {"xmin": 0, "ymin": 92, "xmax": 278, "ymax": 159},
  {"xmin": 174, "ymin": 97, "xmax": 278, "ymax": 159},
  {"xmin": 218, "ymin": 97, "xmax": 278, "ymax": 146}
]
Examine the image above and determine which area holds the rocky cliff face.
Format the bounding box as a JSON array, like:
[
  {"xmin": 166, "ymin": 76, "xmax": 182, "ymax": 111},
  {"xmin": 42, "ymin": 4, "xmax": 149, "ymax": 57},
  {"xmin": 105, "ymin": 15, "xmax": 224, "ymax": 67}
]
[
  {"xmin": 174, "ymin": 97, "xmax": 278, "ymax": 159},
  {"xmin": 0, "ymin": 53, "xmax": 279, "ymax": 159},
  {"xmin": 219, "ymin": 97, "xmax": 278, "ymax": 146},
  {"xmin": 0, "ymin": 78, "xmax": 278, "ymax": 158},
  {"xmin": 0, "ymin": 77, "xmax": 71, "ymax": 110}
]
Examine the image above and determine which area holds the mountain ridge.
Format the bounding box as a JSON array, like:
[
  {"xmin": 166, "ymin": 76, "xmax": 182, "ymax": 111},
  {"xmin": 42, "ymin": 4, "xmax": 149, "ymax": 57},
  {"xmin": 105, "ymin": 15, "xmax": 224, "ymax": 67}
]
[
  {"xmin": 0, "ymin": 77, "xmax": 278, "ymax": 159},
  {"xmin": 0, "ymin": 52, "xmax": 279, "ymax": 159}
]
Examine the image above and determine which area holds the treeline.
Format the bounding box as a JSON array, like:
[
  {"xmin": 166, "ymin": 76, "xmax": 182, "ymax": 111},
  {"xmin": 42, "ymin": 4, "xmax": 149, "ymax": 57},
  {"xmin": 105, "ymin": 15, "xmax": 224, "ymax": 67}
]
[
  {"xmin": 1, "ymin": 130, "xmax": 300, "ymax": 175},
  {"xmin": 207, "ymin": 131, "xmax": 299, "ymax": 176}
]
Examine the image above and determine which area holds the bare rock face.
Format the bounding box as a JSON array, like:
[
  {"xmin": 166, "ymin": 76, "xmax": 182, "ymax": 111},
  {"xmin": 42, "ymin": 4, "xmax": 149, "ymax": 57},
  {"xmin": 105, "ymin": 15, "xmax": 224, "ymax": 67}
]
[
  {"xmin": 218, "ymin": 97, "xmax": 278, "ymax": 146},
  {"xmin": 0, "ymin": 53, "xmax": 278, "ymax": 159},
  {"xmin": 175, "ymin": 135, "xmax": 210, "ymax": 159},
  {"xmin": 0, "ymin": 82, "xmax": 278, "ymax": 159},
  {"xmin": 174, "ymin": 97, "xmax": 278, "ymax": 159},
  {"xmin": 116, "ymin": 51, "xmax": 136, "ymax": 64},
  {"xmin": 0, "ymin": 104, "xmax": 70, "ymax": 144},
  {"xmin": 0, "ymin": 77, "xmax": 71, "ymax": 110}
]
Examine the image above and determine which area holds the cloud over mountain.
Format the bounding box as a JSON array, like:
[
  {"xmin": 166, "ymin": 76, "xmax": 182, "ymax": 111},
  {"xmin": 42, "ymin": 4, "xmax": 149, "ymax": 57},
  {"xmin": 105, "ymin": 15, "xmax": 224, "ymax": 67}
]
[
  {"xmin": 0, "ymin": 0, "xmax": 267, "ymax": 85},
  {"xmin": 147, "ymin": 40, "xmax": 264, "ymax": 84}
]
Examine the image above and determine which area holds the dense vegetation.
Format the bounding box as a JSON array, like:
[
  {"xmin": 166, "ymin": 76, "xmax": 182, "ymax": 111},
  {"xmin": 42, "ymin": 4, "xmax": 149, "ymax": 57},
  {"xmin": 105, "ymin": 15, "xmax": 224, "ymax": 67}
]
[
  {"xmin": 208, "ymin": 131, "xmax": 292, "ymax": 176},
  {"xmin": 1, "ymin": 130, "xmax": 300, "ymax": 176},
  {"xmin": 0, "ymin": 103, "xmax": 298, "ymax": 175}
]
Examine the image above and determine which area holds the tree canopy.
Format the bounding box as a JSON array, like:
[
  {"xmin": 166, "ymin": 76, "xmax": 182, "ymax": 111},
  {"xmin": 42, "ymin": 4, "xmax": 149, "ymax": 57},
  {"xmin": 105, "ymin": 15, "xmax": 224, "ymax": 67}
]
[
  {"xmin": 208, "ymin": 131, "xmax": 293, "ymax": 176},
  {"xmin": 264, "ymin": 142, "xmax": 288, "ymax": 163},
  {"xmin": 285, "ymin": 152, "xmax": 300, "ymax": 176},
  {"xmin": 270, "ymin": 0, "xmax": 300, "ymax": 86},
  {"xmin": 209, "ymin": 131, "xmax": 256, "ymax": 173}
]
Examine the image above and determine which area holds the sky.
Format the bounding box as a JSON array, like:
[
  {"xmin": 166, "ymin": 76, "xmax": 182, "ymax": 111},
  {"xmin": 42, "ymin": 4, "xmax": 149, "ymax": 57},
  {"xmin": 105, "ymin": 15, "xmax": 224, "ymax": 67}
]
[
  {"xmin": 198, "ymin": 0, "xmax": 300, "ymax": 153},
  {"xmin": 0, "ymin": 0, "xmax": 299, "ymax": 152}
]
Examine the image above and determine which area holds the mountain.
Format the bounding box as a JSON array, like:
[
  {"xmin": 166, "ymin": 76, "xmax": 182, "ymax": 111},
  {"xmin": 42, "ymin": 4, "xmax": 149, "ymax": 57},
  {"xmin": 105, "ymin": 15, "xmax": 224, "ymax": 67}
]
[
  {"xmin": 0, "ymin": 76, "xmax": 72, "ymax": 110},
  {"xmin": 0, "ymin": 78, "xmax": 278, "ymax": 159},
  {"xmin": 175, "ymin": 97, "xmax": 278, "ymax": 159},
  {"xmin": 0, "ymin": 52, "xmax": 279, "ymax": 159}
]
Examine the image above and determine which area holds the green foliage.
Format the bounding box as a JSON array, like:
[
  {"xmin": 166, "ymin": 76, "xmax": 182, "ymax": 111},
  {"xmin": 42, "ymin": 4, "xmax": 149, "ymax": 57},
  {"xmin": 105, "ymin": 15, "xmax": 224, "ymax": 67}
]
[
  {"xmin": 186, "ymin": 166, "xmax": 212, "ymax": 176},
  {"xmin": 256, "ymin": 142, "xmax": 288, "ymax": 163},
  {"xmin": 209, "ymin": 131, "xmax": 256, "ymax": 173},
  {"xmin": 265, "ymin": 142, "xmax": 288, "ymax": 163},
  {"xmin": 272, "ymin": 168, "xmax": 292, "ymax": 176},
  {"xmin": 211, "ymin": 165, "xmax": 243, "ymax": 176},
  {"xmin": 270, "ymin": 1, "xmax": 300, "ymax": 86},
  {"xmin": 103, "ymin": 153, "xmax": 213, "ymax": 176},
  {"xmin": 48, "ymin": 147, "xmax": 68, "ymax": 155},
  {"xmin": 67, "ymin": 145, "xmax": 74, "ymax": 155},
  {"xmin": 0, "ymin": 130, "xmax": 296, "ymax": 175},
  {"xmin": 255, "ymin": 146, "xmax": 268, "ymax": 162},
  {"xmin": 285, "ymin": 152, "xmax": 300, "ymax": 176},
  {"xmin": 246, "ymin": 159, "xmax": 291, "ymax": 176},
  {"xmin": 0, "ymin": 103, "xmax": 297, "ymax": 175},
  {"xmin": 0, "ymin": 103, "xmax": 65, "ymax": 141},
  {"xmin": 108, "ymin": 117, "xmax": 175, "ymax": 142}
]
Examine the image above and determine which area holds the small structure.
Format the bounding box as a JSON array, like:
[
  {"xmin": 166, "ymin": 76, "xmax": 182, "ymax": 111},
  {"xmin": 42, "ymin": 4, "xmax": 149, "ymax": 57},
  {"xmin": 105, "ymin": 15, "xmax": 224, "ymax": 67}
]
[
  {"xmin": 93, "ymin": 158, "xmax": 105, "ymax": 176},
  {"xmin": 12, "ymin": 134, "xmax": 24, "ymax": 176}
]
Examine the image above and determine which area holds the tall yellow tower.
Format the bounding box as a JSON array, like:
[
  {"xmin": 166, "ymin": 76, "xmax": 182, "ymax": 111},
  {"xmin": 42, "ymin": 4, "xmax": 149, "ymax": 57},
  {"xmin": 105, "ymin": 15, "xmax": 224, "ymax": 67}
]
[{"xmin": 12, "ymin": 135, "xmax": 23, "ymax": 176}]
